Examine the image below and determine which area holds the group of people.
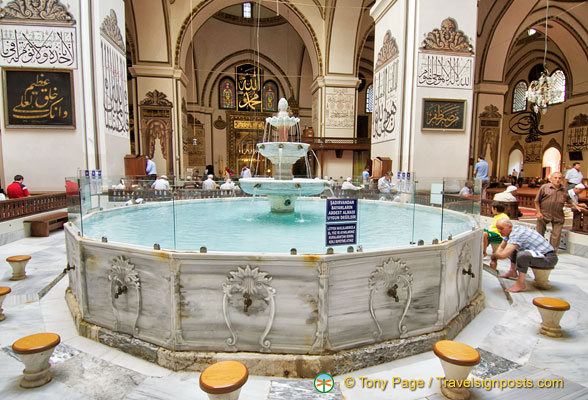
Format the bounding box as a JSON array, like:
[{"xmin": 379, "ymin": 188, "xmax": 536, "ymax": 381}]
[{"xmin": 485, "ymin": 164, "xmax": 586, "ymax": 293}]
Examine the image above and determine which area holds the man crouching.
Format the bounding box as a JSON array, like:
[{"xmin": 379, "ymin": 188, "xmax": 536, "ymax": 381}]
[{"xmin": 490, "ymin": 219, "xmax": 558, "ymax": 293}]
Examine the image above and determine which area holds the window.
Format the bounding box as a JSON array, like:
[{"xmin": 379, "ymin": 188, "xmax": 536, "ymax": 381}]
[
  {"xmin": 548, "ymin": 69, "xmax": 565, "ymax": 104},
  {"xmin": 243, "ymin": 2, "xmax": 252, "ymax": 18},
  {"xmin": 512, "ymin": 81, "xmax": 527, "ymax": 112},
  {"xmin": 263, "ymin": 81, "xmax": 278, "ymax": 112},
  {"xmin": 366, "ymin": 84, "xmax": 373, "ymax": 113},
  {"xmin": 219, "ymin": 77, "xmax": 236, "ymax": 109}
]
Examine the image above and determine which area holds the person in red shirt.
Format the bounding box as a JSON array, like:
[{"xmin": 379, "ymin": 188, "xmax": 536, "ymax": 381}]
[{"xmin": 7, "ymin": 175, "xmax": 30, "ymax": 198}]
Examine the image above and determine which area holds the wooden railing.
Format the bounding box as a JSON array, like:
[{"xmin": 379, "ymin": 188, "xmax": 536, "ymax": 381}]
[
  {"xmin": 480, "ymin": 199, "xmax": 519, "ymax": 220},
  {"xmin": 0, "ymin": 193, "xmax": 67, "ymax": 221},
  {"xmin": 572, "ymin": 207, "xmax": 588, "ymax": 235}
]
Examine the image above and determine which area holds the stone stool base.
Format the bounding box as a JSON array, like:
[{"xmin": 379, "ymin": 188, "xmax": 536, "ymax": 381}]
[
  {"xmin": 433, "ymin": 340, "xmax": 480, "ymax": 400},
  {"xmin": 6, "ymin": 255, "xmax": 31, "ymax": 281},
  {"xmin": 12, "ymin": 333, "xmax": 61, "ymax": 388},
  {"xmin": 531, "ymin": 268, "xmax": 553, "ymax": 290},
  {"xmin": 533, "ymin": 297, "xmax": 570, "ymax": 338},
  {"xmin": 0, "ymin": 286, "xmax": 11, "ymax": 321},
  {"xmin": 200, "ymin": 360, "xmax": 248, "ymax": 400}
]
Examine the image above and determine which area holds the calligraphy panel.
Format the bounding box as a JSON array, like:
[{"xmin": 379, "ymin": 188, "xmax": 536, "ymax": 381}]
[
  {"xmin": 3, "ymin": 68, "xmax": 74, "ymax": 128},
  {"xmin": 417, "ymin": 53, "xmax": 472, "ymax": 89},
  {"xmin": 101, "ymin": 37, "xmax": 129, "ymax": 138},
  {"xmin": 325, "ymin": 87, "xmax": 355, "ymax": 129},
  {"xmin": 0, "ymin": 24, "xmax": 76, "ymax": 68},
  {"xmin": 372, "ymin": 57, "xmax": 400, "ymax": 143},
  {"xmin": 236, "ymin": 63, "xmax": 263, "ymax": 112},
  {"xmin": 422, "ymin": 99, "xmax": 465, "ymax": 131}
]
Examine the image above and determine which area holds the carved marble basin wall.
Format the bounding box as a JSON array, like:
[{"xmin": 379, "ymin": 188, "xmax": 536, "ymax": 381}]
[{"xmin": 64, "ymin": 223, "xmax": 483, "ymax": 355}]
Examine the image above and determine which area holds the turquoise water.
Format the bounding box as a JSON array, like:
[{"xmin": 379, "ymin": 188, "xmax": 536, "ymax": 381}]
[{"xmin": 82, "ymin": 198, "xmax": 475, "ymax": 254}]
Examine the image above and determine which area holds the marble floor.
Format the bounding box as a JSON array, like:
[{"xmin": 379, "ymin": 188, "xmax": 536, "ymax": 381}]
[{"xmin": 1, "ymin": 231, "xmax": 587, "ymax": 399}]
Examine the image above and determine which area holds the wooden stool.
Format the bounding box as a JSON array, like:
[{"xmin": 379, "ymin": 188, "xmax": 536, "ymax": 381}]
[
  {"xmin": 533, "ymin": 297, "xmax": 570, "ymax": 338},
  {"xmin": 0, "ymin": 286, "xmax": 11, "ymax": 321},
  {"xmin": 6, "ymin": 255, "xmax": 31, "ymax": 280},
  {"xmin": 531, "ymin": 268, "xmax": 553, "ymax": 290},
  {"xmin": 433, "ymin": 340, "xmax": 480, "ymax": 400},
  {"xmin": 12, "ymin": 333, "xmax": 61, "ymax": 388},
  {"xmin": 199, "ymin": 360, "xmax": 248, "ymax": 400}
]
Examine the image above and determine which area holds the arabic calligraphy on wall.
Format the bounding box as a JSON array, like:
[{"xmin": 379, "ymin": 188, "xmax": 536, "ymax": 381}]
[
  {"xmin": 3, "ymin": 68, "xmax": 74, "ymax": 127},
  {"xmin": 417, "ymin": 53, "xmax": 472, "ymax": 89},
  {"xmin": 236, "ymin": 63, "xmax": 263, "ymax": 112},
  {"xmin": 101, "ymin": 37, "xmax": 129, "ymax": 138},
  {"xmin": 325, "ymin": 87, "xmax": 355, "ymax": 129},
  {"xmin": 0, "ymin": 25, "xmax": 76, "ymax": 68},
  {"xmin": 422, "ymin": 99, "xmax": 465, "ymax": 131},
  {"xmin": 372, "ymin": 57, "xmax": 400, "ymax": 143}
]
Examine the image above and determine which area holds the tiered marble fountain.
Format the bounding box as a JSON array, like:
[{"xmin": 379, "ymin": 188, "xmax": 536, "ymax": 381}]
[{"xmin": 239, "ymin": 98, "xmax": 328, "ymax": 212}]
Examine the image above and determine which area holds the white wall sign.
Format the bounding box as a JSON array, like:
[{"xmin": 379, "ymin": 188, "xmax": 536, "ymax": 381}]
[
  {"xmin": 101, "ymin": 37, "xmax": 129, "ymax": 138},
  {"xmin": 0, "ymin": 24, "xmax": 76, "ymax": 68},
  {"xmin": 325, "ymin": 87, "xmax": 355, "ymax": 128},
  {"xmin": 372, "ymin": 58, "xmax": 399, "ymax": 143},
  {"xmin": 417, "ymin": 53, "xmax": 472, "ymax": 89}
]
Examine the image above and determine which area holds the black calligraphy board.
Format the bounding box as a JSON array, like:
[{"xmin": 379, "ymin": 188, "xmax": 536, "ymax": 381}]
[
  {"xmin": 3, "ymin": 69, "xmax": 74, "ymax": 127},
  {"xmin": 422, "ymin": 99, "xmax": 465, "ymax": 131},
  {"xmin": 236, "ymin": 63, "xmax": 263, "ymax": 112}
]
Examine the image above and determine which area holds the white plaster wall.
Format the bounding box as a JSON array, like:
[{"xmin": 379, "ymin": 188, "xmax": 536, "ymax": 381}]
[
  {"xmin": 131, "ymin": 0, "xmax": 168, "ymax": 63},
  {"xmin": 323, "ymin": 152, "xmax": 354, "ymax": 183},
  {"xmin": 0, "ymin": 0, "xmax": 87, "ymax": 191},
  {"xmin": 328, "ymin": 0, "xmax": 362, "ymax": 74}
]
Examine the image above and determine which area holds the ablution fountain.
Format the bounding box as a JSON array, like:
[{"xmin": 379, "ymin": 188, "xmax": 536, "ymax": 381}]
[{"xmin": 64, "ymin": 98, "xmax": 484, "ymax": 378}]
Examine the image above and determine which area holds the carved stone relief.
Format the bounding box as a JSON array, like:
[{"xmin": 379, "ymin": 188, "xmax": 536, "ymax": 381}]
[
  {"xmin": 222, "ymin": 265, "xmax": 276, "ymax": 352},
  {"xmin": 311, "ymin": 262, "xmax": 331, "ymax": 352},
  {"xmin": 368, "ymin": 258, "xmax": 413, "ymax": 339},
  {"xmin": 375, "ymin": 30, "xmax": 399, "ymax": 72},
  {"xmin": 108, "ymin": 256, "xmax": 142, "ymax": 334},
  {"xmin": 421, "ymin": 17, "xmax": 473, "ymax": 54},
  {"xmin": 100, "ymin": 9, "xmax": 124, "ymax": 52},
  {"xmin": 139, "ymin": 90, "xmax": 173, "ymax": 172},
  {"xmin": 478, "ymin": 105, "xmax": 502, "ymax": 177},
  {"xmin": 0, "ymin": 0, "xmax": 74, "ymax": 21},
  {"xmin": 525, "ymin": 141, "xmax": 543, "ymax": 163}
]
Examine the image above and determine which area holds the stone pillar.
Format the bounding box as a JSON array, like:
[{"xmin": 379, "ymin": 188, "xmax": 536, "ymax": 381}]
[{"xmin": 371, "ymin": 0, "xmax": 478, "ymax": 179}]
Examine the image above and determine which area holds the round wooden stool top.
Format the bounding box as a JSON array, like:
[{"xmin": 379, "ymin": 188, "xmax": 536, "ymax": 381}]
[
  {"xmin": 0, "ymin": 286, "xmax": 11, "ymax": 296},
  {"xmin": 199, "ymin": 361, "xmax": 248, "ymax": 394},
  {"xmin": 533, "ymin": 297, "xmax": 570, "ymax": 311},
  {"xmin": 433, "ymin": 340, "xmax": 480, "ymax": 367},
  {"xmin": 6, "ymin": 255, "xmax": 31, "ymax": 263},
  {"xmin": 12, "ymin": 333, "xmax": 61, "ymax": 355}
]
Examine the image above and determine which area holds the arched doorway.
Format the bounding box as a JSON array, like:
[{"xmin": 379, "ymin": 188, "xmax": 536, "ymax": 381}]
[
  {"xmin": 542, "ymin": 147, "xmax": 561, "ymax": 180},
  {"xmin": 508, "ymin": 148, "xmax": 523, "ymax": 177}
]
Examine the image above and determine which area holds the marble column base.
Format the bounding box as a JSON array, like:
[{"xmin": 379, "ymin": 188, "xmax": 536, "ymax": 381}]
[
  {"xmin": 8, "ymin": 260, "xmax": 28, "ymax": 281},
  {"xmin": 439, "ymin": 360, "xmax": 475, "ymax": 400},
  {"xmin": 537, "ymin": 308, "xmax": 566, "ymax": 338},
  {"xmin": 0, "ymin": 293, "xmax": 7, "ymax": 321},
  {"xmin": 16, "ymin": 348, "xmax": 57, "ymax": 388},
  {"xmin": 532, "ymin": 268, "xmax": 552, "ymax": 290}
]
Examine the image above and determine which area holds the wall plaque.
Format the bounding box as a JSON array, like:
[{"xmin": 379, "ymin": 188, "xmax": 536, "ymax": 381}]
[
  {"xmin": 3, "ymin": 68, "xmax": 74, "ymax": 127},
  {"xmin": 422, "ymin": 99, "xmax": 465, "ymax": 131},
  {"xmin": 236, "ymin": 63, "xmax": 262, "ymax": 112}
]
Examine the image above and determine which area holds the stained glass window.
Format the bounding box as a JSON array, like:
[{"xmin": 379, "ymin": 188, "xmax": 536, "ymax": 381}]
[
  {"xmin": 219, "ymin": 77, "xmax": 235, "ymax": 109},
  {"xmin": 512, "ymin": 81, "xmax": 527, "ymax": 112},
  {"xmin": 366, "ymin": 84, "xmax": 373, "ymax": 113},
  {"xmin": 263, "ymin": 81, "xmax": 278, "ymax": 112},
  {"xmin": 548, "ymin": 70, "xmax": 565, "ymax": 104}
]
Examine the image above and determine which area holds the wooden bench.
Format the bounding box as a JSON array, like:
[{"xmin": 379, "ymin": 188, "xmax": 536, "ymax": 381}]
[{"xmin": 24, "ymin": 212, "xmax": 68, "ymax": 237}]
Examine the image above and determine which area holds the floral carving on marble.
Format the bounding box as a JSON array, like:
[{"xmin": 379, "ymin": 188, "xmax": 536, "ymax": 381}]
[
  {"xmin": 311, "ymin": 262, "xmax": 331, "ymax": 352},
  {"xmin": 0, "ymin": 0, "xmax": 73, "ymax": 21},
  {"xmin": 368, "ymin": 258, "xmax": 413, "ymax": 339},
  {"xmin": 325, "ymin": 87, "xmax": 354, "ymax": 128},
  {"xmin": 100, "ymin": 9, "xmax": 124, "ymax": 52},
  {"xmin": 222, "ymin": 265, "xmax": 276, "ymax": 352},
  {"xmin": 375, "ymin": 30, "xmax": 399, "ymax": 72},
  {"xmin": 421, "ymin": 18, "xmax": 473, "ymax": 54},
  {"xmin": 108, "ymin": 256, "xmax": 142, "ymax": 333}
]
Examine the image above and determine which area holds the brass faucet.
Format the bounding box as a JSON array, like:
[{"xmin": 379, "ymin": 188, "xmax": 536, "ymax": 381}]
[
  {"xmin": 387, "ymin": 284, "xmax": 399, "ymax": 302},
  {"xmin": 114, "ymin": 284, "xmax": 128, "ymax": 299},
  {"xmin": 243, "ymin": 293, "xmax": 252, "ymax": 313},
  {"xmin": 462, "ymin": 265, "xmax": 475, "ymax": 278}
]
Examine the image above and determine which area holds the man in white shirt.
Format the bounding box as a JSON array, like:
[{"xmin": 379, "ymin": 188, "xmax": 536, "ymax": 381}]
[
  {"xmin": 151, "ymin": 175, "xmax": 170, "ymax": 190},
  {"xmin": 493, "ymin": 185, "xmax": 517, "ymax": 202},
  {"xmin": 220, "ymin": 178, "xmax": 235, "ymax": 190},
  {"xmin": 565, "ymin": 162, "xmax": 584, "ymax": 190},
  {"xmin": 378, "ymin": 172, "xmax": 395, "ymax": 196},
  {"xmin": 568, "ymin": 183, "xmax": 587, "ymax": 211},
  {"xmin": 202, "ymin": 174, "xmax": 217, "ymax": 190},
  {"xmin": 240, "ymin": 166, "xmax": 252, "ymax": 179},
  {"xmin": 341, "ymin": 177, "xmax": 360, "ymax": 191}
]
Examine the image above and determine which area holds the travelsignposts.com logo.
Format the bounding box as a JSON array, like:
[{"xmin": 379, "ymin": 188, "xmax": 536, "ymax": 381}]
[{"xmin": 314, "ymin": 373, "xmax": 334, "ymax": 393}]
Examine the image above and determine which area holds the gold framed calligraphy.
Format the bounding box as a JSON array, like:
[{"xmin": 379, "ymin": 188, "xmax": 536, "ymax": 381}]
[
  {"xmin": 3, "ymin": 68, "xmax": 74, "ymax": 128},
  {"xmin": 422, "ymin": 98, "xmax": 465, "ymax": 132},
  {"xmin": 236, "ymin": 63, "xmax": 263, "ymax": 112}
]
